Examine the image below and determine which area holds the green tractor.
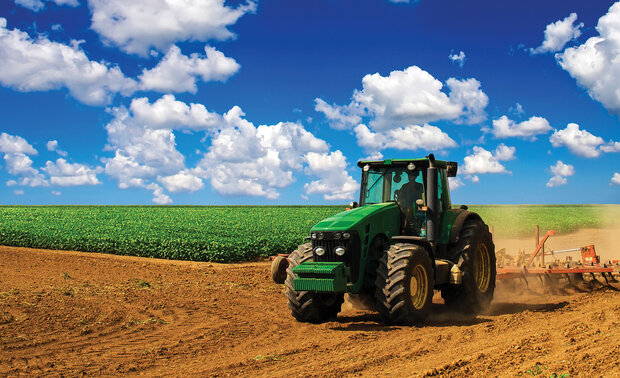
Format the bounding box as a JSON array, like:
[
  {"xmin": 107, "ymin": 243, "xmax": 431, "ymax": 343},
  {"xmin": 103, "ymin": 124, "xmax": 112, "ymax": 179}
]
[{"xmin": 271, "ymin": 154, "xmax": 496, "ymax": 324}]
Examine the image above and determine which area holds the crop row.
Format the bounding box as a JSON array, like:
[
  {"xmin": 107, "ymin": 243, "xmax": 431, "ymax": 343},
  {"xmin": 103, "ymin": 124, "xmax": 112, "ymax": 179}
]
[{"xmin": 0, "ymin": 205, "xmax": 617, "ymax": 262}]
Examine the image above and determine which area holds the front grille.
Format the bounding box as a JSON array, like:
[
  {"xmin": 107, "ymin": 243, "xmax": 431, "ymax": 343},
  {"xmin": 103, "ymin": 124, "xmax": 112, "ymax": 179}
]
[{"xmin": 312, "ymin": 231, "xmax": 361, "ymax": 283}]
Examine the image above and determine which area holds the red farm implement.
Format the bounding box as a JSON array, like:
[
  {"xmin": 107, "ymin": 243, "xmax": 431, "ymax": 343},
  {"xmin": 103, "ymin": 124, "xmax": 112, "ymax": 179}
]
[{"xmin": 496, "ymin": 227, "xmax": 619, "ymax": 289}]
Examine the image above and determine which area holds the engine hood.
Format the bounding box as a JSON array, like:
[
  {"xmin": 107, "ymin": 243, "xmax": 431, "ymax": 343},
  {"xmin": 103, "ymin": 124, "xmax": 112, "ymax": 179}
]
[{"xmin": 311, "ymin": 202, "xmax": 401, "ymax": 231}]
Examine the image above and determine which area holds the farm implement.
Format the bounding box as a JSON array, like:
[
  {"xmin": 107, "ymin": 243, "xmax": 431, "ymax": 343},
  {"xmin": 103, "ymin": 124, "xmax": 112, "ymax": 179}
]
[{"xmin": 496, "ymin": 229, "xmax": 619, "ymax": 289}]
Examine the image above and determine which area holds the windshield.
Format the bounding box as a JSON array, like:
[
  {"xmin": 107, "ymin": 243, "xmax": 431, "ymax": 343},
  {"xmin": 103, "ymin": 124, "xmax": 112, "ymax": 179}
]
[{"xmin": 361, "ymin": 167, "xmax": 424, "ymax": 205}]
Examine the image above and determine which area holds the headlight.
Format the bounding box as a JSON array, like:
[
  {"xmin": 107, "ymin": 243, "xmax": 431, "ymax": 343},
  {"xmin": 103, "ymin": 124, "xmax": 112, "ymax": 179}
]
[
  {"xmin": 333, "ymin": 232, "xmax": 341, "ymax": 240},
  {"xmin": 343, "ymin": 232, "xmax": 350, "ymax": 239},
  {"xmin": 335, "ymin": 247, "xmax": 345, "ymax": 256},
  {"xmin": 315, "ymin": 247, "xmax": 325, "ymax": 256},
  {"xmin": 317, "ymin": 232, "xmax": 324, "ymax": 240},
  {"xmin": 311, "ymin": 233, "xmax": 317, "ymax": 239}
]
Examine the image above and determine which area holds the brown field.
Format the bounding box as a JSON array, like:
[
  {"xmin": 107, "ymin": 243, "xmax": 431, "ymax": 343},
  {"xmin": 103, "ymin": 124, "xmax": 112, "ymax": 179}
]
[{"xmin": 1, "ymin": 227, "xmax": 619, "ymax": 377}]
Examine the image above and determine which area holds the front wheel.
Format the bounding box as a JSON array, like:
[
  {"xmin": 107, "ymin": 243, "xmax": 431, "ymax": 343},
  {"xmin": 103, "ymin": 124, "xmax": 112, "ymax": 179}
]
[
  {"xmin": 374, "ymin": 243, "xmax": 434, "ymax": 324},
  {"xmin": 284, "ymin": 243, "xmax": 344, "ymax": 323}
]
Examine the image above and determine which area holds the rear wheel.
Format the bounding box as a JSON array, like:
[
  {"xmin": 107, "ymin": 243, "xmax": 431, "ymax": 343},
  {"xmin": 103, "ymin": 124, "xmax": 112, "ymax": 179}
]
[
  {"xmin": 442, "ymin": 219, "xmax": 496, "ymax": 314},
  {"xmin": 374, "ymin": 243, "xmax": 434, "ymax": 324},
  {"xmin": 284, "ymin": 243, "xmax": 344, "ymax": 323}
]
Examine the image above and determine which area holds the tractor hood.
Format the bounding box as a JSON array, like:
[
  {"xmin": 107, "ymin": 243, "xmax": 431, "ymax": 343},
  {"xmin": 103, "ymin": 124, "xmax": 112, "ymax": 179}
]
[{"xmin": 311, "ymin": 202, "xmax": 401, "ymax": 232}]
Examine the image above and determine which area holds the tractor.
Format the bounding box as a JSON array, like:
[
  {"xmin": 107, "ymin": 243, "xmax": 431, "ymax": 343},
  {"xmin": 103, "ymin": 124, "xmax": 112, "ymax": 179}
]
[{"xmin": 271, "ymin": 154, "xmax": 496, "ymax": 324}]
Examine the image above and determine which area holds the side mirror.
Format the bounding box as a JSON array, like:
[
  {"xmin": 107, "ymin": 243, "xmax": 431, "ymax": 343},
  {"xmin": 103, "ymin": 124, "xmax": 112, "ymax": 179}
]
[{"xmin": 447, "ymin": 162, "xmax": 458, "ymax": 177}]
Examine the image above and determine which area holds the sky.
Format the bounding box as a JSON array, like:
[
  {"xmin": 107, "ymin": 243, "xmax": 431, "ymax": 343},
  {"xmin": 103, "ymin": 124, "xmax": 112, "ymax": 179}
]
[{"xmin": 0, "ymin": 0, "xmax": 619, "ymax": 205}]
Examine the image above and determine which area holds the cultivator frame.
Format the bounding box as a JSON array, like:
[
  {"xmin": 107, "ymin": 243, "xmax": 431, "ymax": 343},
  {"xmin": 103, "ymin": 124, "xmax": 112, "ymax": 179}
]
[{"xmin": 496, "ymin": 228, "xmax": 620, "ymax": 287}]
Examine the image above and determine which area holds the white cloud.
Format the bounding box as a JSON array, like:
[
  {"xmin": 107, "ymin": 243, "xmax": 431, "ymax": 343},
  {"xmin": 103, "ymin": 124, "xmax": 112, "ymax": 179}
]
[
  {"xmin": 487, "ymin": 115, "xmax": 552, "ymax": 140},
  {"xmin": 51, "ymin": 190, "xmax": 61, "ymax": 196},
  {"xmin": 0, "ymin": 132, "xmax": 48, "ymax": 187},
  {"xmin": 611, "ymin": 172, "xmax": 620, "ymax": 185},
  {"xmin": 14, "ymin": 0, "xmax": 78, "ymax": 12},
  {"xmin": 601, "ymin": 141, "xmax": 620, "ymax": 153},
  {"xmin": 46, "ymin": 140, "xmax": 68, "ymax": 157},
  {"xmin": 314, "ymin": 98, "xmax": 362, "ymax": 130},
  {"xmin": 139, "ymin": 45, "xmax": 240, "ymax": 93},
  {"xmin": 471, "ymin": 175, "xmax": 480, "ymax": 183},
  {"xmin": 354, "ymin": 123, "xmax": 457, "ymax": 155},
  {"xmin": 158, "ymin": 171, "xmax": 204, "ymax": 193},
  {"xmin": 42, "ymin": 158, "xmax": 102, "ymax": 186},
  {"xmin": 194, "ymin": 106, "xmax": 333, "ymax": 199},
  {"xmin": 556, "ymin": 4, "xmax": 620, "ymax": 116},
  {"xmin": 103, "ymin": 95, "xmax": 345, "ymax": 202},
  {"xmin": 130, "ymin": 95, "xmax": 222, "ymax": 130},
  {"xmin": 0, "ymin": 18, "xmax": 137, "ymax": 106},
  {"xmin": 88, "ymin": 0, "xmax": 257, "ymax": 56},
  {"xmin": 461, "ymin": 144, "xmax": 515, "ymax": 175},
  {"xmin": 449, "ymin": 177, "xmax": 464, "ymax": 189},
  {"xmin": 303, "ymin": 151, "xmax": 358, "ymax": 201},
  {"xmin": 449, "ymin": 51, "xmax": 466, "ymax": 67},
  {"xmin": 315, "ymin": 65, "xmax": 488, "ymax": 131},
  {"xmin": 13, "ymin": 189, "xmax": 24, "ymax": 196},
  {"xmin": 547, "ymin": 160, "xmax": 575, "ymax": 187},
  {"xmin": 509, "ymin": 103, "xmax": 525, "ymax": 115},
  {"xmin": 531, "ymin": 13, "xmax": 583, "ymax": 54},
  {"xmin": 549, "ymin": 123, "xmax": 604, "ymax": 158},
  {"xmin": 0, "ymin": 132, "xmax": 37, "ymax": 155}
]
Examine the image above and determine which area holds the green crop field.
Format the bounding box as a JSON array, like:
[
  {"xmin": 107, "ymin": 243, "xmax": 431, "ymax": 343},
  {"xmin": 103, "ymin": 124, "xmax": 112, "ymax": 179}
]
[{"xmin": 0, "ymin": 205, "xmax": 618, "ymax": 262}]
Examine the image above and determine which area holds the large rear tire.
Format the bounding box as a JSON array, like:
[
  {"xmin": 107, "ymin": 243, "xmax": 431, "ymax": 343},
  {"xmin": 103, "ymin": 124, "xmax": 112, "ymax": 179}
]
[
  {"xmin": 374, "ymin": 243, "xmax": 434, "ymax": 325},
  {"xmin": 284, "ymin": 243, "xmax": 344, "ymax": 323},
  {"xmin": 442, "ymin": 219, "xmax": 496, "ymax": 315}
]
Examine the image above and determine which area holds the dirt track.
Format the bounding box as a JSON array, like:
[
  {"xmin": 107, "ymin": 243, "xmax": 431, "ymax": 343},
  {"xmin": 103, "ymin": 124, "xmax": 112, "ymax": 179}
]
[{"xmin": 1, "ymin": 241, "xmax": 619, "ymax": 377}]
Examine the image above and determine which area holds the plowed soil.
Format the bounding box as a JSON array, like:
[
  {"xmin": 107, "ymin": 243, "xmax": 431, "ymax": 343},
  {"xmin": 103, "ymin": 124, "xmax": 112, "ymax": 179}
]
[{"xmin": 1, "ymin": 229, "xmax": 619, "ymax": 377}]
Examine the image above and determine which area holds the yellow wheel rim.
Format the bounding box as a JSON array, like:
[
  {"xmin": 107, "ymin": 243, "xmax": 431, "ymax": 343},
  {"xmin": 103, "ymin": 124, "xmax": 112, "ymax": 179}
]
[
  {"xmin": 409, "ymin": 265, "xmax": 429, "ymax": 310},
  {"xmin": 474, "ymin": 243, "xmax": 491, "ymax": 292}
]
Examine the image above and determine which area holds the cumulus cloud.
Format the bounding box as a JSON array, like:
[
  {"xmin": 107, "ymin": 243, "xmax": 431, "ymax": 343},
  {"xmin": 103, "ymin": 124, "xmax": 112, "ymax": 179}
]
[
  {"xmin": 103, "ymin": 95, "xmax": 351, "ymax": 203},
  {"xmin": 42, "ymin": 158, "xmax": 102, "ymax": 186},
  {"xmin": 461, "ymin": 144, "xmax": 515, "ymax": 175},
  {"xmin": 556, "ymin": 4, "xmax": 620, "ymax": 116},
  {"xmin": 354, "ymin": 123, "xmax": 457, "ymax": 155},
  {"xmin": 315, "ymin": 65, "xmax": 488, "ymax": 131},
  {"xmin": 194, "ymin": 106, "xmax": 336, "ymax": 200},
  {"xmin": 0, "ymin": 18, "xmax": 137, "ymax": 106},
  {"xmin": 13, "ymin": 189, "xmax": 24, "ymax": 195},
  {"xmin": 88, "ymin": 0, "xmax": 257, "ymax": 56},
  {"xmin": 549, "ymin": 123, "xmax": 605, "ymax": 158},
  {"xmin": 611, "ymin": 172, "xmax": 620, "ymax": 185},
  {"xmin": 158, "ymin": 171, "xmax": 204, "ymax": 193},
  {"xmin": 14, "ymin": 0, "xmax": 78, "ymax": 12},
  {"xmin": 130, "ymin": 94, "xmax": 221, "ymax": 130},
  {"xmin": 487, "ymin": 115, "xmax": 552, "ymax": 140},
  {"xmin": 547, "ymin": 160, "xmax": 575, "ymax": 187},
  {"xmin": 531, "ymin": 13, "xmax": 583, "ymax": 54},
  {"xmin": 303, "ymin": 151, "xmax": 358, "ymax": 201},
  {"xmin": 449, "ymin": 177, "xmax": 464, "ymax": 190},
  {"xmin": 46, "ymin": 140, "xmax": 68, "ymax": 157},
  {"xmin": 139, "ymin": 45, "xmax": 240, "ymax": 93},
  {"xmin": 449, "ymin": 51, "xmax": 466, "ymax": 67},
  {"xmin": 51, "ymin": 190, "xmax": 61, "ymax": 196},
  {"xmin": 0, "ymin": 132, "xmax": 48, "ymax": 187},
  {"xmin": 509, "ymin": 103, "xmax": 525, "ymax": 115},
  {"xmin": 314, "ymin": 98, "xmax": 362, "ymax": 131}
]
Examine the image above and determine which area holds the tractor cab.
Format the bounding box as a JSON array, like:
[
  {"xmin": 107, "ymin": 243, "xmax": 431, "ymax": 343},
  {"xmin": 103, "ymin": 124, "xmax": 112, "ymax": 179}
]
[{"xmin": 357, "ymin": 157, "xmax": 456, "ymax": 239}]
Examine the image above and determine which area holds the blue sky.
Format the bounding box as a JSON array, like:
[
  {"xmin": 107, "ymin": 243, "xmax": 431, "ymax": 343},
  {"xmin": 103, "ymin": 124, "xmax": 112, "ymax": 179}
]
[{"xmin": 0, "ymin": 0, "xmax": 619, "ymax": 205}]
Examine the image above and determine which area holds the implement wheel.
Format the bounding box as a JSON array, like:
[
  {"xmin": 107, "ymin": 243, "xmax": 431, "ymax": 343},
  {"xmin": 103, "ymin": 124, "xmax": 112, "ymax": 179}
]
[
  {"xmin": 284, "ymin": 243, "xmax": 344, "ymax": 323},
  {"xmin": 442, "ymin": 218, "xmax": 496, "ymax": 315},
  {"xmin": 374, "ymin": 243, "xmax": 434, "ymax": 324}
]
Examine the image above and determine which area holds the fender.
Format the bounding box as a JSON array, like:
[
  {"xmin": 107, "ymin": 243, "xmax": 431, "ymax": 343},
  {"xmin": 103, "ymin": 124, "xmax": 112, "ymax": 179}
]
[
  {"xmin": 390, "ymin": 235, "xmax": 434, "ymax": 263},
  {"xmin": 448, "ymin": 210, "xmax": 482, "ymax": 244}
]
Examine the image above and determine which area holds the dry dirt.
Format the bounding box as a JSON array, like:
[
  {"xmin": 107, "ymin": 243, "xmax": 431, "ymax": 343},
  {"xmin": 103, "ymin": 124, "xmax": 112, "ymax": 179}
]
[{"xmin": 1, "ymin": 228, "xmax": 620, "ymax": 377}]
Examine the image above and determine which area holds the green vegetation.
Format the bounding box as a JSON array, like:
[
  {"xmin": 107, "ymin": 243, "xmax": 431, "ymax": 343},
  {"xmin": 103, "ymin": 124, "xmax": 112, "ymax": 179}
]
[
  {"xmin": 0, "ymin": 206, "xmax": 345, "ymax": 262},
  {"xmin": 467, "ymin": 205, "xmax": 620, "ymax": 238},
  {"xmin": 0, "ymin": 205, "xmax": 617, "ymax": 262}
]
